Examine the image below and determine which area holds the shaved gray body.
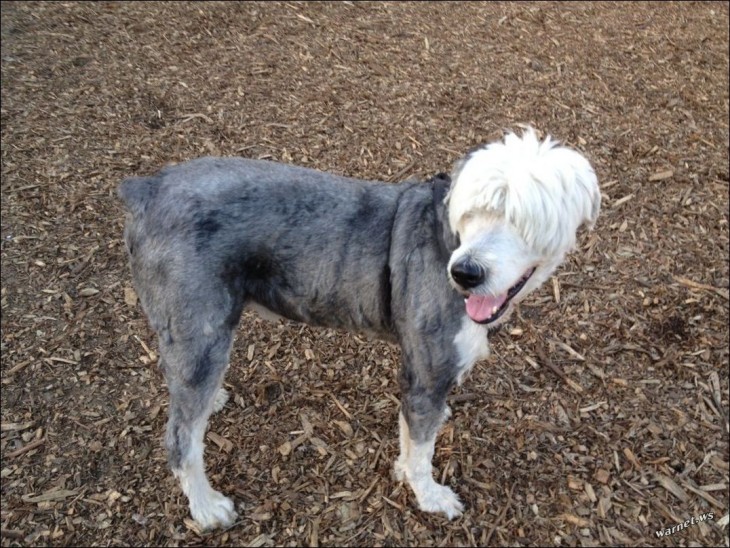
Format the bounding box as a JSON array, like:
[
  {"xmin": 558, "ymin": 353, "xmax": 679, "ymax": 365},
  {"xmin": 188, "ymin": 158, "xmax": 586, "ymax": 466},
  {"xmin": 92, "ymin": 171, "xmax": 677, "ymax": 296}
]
[{"xmin": 120, "ymin": 157, "xmax": 469, "ymax": 524}]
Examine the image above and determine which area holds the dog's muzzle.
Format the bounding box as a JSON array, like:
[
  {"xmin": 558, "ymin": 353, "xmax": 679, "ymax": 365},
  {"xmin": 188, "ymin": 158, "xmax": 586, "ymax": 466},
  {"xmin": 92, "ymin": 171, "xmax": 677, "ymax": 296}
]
[
  {"xmin": 460, "ymin": 267, "xmax": 536, "ymax": 324},
  {"xmin": 450, "ymin": 258, "xmax": 485, "ymax": 290}
]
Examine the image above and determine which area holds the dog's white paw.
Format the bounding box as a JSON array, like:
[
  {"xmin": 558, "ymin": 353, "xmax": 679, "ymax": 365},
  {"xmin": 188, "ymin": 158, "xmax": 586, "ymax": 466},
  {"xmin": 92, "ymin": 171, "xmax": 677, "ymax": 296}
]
[
  {"xmin": 414, "ymin": 481, "xmax": 464, "ymax": 520},
  {"xmin": 211, "ymin": 388, "xmax": 229, "ymax": 414},
  {"xmin": 393, "ymin": 456, "xmax": 407, "ymax": 482},
  {"xmin": 189, "ymin": 488, "xmax": 237, "ymax": 530}
]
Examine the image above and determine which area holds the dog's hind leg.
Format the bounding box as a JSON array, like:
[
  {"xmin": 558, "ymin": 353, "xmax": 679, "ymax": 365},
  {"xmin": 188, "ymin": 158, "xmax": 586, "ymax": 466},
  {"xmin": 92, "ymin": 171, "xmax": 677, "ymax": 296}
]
[
  {"xmin": 395, "ymin": 364, "xmax": 464, "ymax": 519},
  {"xmin": 160, "ymin": 325, "xmax": 238, "ymax": 530}
]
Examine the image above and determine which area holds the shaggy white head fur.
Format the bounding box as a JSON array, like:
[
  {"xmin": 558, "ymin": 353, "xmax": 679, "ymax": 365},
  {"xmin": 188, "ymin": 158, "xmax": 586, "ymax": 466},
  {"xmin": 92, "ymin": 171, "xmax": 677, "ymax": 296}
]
[{"xmin": 446, "ymin": 128, "xmax": 600, "ymax": 325}]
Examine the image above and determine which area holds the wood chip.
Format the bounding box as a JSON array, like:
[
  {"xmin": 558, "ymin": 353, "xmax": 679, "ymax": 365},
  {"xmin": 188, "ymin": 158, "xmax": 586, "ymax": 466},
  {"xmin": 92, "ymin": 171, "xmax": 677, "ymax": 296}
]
[
  {"xmin": 655, "ymin": 473, "xmax": 690, "ymax": 502},
  {"xmin": 611, "ymin": 194, "xmax": 634, "ymax": 208},
  {"xmin": 673, "ymin": 275, "xmax": 730, "ymax": 300},
  {"xmin": 594, "ymin": 469, "xmax": 610, "ymax": 484},
  {"xmin": 1, "ymin": 3, "xmax": 727, "ymax": 547},
  {"xmin": 559, "ymin": 513, "xmax": 591, "ymax": 527},
  {"xmin": 6, "ymin": 438, "xmax": 45, "ymax": 458},
  {"xmin": 584, "ymin": 482, "xmax": 597, "ymax": 503},
  {"xmin": 21, "ymin": 489, "xmax": 78, "ymax": 503},
  {"xmin": 623, "ymin": 447, "xmax": 641, "ymax": 468},
  {"xmin": 79, "ymin": 287, "xmax": 99, "ymax": 297},
  {"xmin": 648, "ymin": 169, "xmax": 674, "ymax": 181},
  {"xmin": 207, "ymin": 431, "xmax": 234, "ymax": 453},
  {"xmin": 123, "ymin": 287, "xmax": 137, "ymax": 307},
  {"xmin": 1, "ymin": 421, "xmax": 35, "ymax": 432},
  {"xmin": 551, "ymin": 339, "xmax": 586, "ymax": 361}
]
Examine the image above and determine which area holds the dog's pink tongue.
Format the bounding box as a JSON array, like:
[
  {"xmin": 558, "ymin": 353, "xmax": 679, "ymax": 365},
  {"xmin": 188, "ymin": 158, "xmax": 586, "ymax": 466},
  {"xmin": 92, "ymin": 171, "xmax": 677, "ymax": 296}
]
[{"xmin": 465, "ymin": 294, "xmax": 507, "ymax": 322}]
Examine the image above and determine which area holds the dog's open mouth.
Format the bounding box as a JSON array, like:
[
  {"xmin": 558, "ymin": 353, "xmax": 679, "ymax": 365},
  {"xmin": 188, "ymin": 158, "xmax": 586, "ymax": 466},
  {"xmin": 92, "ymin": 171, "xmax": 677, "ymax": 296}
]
[{"xmin": 465, "ymin": 267, "xmax": 536, "ymax": 324}]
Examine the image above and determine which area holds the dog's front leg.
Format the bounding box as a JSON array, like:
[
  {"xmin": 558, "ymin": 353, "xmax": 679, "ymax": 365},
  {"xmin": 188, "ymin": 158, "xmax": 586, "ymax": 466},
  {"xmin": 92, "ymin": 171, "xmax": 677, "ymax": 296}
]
[{"xmin": 394, "ymin": 369, "xmax": 464, "ymax": 519}]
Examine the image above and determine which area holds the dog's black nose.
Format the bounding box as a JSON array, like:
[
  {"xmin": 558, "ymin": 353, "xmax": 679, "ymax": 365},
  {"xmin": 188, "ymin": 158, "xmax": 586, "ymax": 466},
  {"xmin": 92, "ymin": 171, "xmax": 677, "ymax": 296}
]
[{"xmin": 450, "ymin": 259, "xmax": 485, "ymax": 289}]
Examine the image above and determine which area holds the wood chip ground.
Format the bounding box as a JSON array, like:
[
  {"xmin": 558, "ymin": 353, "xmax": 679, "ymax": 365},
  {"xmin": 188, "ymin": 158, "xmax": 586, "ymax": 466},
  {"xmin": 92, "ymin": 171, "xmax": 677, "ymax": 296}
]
[{"xmin": 1, "ymin": 2, "xmax": 728, "ymax": 546}]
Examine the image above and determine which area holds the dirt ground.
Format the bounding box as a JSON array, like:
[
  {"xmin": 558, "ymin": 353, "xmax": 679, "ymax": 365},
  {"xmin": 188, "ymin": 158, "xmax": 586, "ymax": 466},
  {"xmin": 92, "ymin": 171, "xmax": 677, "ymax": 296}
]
[{"xmin": 1, "ymin": 2, "xmax": 728, "ymax": 546}]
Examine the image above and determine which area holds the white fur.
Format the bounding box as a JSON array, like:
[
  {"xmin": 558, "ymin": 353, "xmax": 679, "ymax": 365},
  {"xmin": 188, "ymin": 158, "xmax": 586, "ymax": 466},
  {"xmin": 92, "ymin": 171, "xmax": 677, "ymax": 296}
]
[
  {"xmin": 173, "ymin": 419, "xmax": 237, "ymax": 529},
  {"xmin": 448, "ymin": 128, "xmax": 600, "ymax": 256},
  {"xmin": 212, "ymin": 387, "xmax": 229, "ymax": 414},
  {"xmin": 394, "ymin": 412, "xmax": 464, "ymax": 519},
  {"xmin": 394, "ymin": 411, "xmax": 411, "ymax": 481},
  {"xmin": 453, "ymin": 317, "xmax": 490, "ymax": 384},
  {"xmin": 446, "ymin": 128, "xmax": 600, "ymax": 326},
  {"xmin": 248, "ymin": 302, "xmax": 285, "ymax": 323}
]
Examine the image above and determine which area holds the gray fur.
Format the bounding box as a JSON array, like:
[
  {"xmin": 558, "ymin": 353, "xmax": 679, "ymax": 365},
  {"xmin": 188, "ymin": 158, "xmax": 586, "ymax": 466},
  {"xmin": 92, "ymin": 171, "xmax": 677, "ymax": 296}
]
[{"xmin": 119, "ymin": 157, "xmax": 466, "ymax": 510}]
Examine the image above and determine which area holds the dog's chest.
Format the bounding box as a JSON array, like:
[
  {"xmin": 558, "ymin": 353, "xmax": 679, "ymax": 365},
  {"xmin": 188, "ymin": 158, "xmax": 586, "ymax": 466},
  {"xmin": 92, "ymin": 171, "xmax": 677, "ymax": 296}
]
[{"xmin": 452, "ymin": 317, "xmax": 490, "ymax": 384}]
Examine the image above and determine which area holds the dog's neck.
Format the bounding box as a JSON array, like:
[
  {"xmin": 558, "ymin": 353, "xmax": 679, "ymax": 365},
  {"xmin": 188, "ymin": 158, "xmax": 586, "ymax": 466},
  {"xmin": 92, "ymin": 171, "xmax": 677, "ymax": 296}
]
[{"xmin": 430, "ymin": 173, "xmax": 460, "ymax": 256}]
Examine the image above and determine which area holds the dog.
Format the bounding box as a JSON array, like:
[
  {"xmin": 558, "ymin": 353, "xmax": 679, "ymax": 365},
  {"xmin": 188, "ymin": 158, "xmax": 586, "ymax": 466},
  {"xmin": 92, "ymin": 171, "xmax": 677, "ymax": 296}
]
[{"xmin": 119, "ymin": 128, "xmax": 600, "ymax": 529}]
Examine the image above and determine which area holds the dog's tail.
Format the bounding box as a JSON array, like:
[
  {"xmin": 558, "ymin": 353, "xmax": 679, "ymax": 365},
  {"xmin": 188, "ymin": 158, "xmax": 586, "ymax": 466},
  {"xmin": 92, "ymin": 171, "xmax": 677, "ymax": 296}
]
[{"xmin": 118, "ymin": 175, "xmax": 161, "ymax": 216}]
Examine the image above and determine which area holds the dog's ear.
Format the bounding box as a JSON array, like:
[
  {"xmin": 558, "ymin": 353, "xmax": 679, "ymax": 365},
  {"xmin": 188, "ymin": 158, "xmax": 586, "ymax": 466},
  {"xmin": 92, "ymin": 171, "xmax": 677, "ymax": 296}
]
[
  {"xmin": 429, "ymin": 172, "xmax": 452, "ymax": 197},
  {"xmin": 429, "ymin": 172, "xmax": 460, "ymax": 252},
  {"xmin": 448, "ymin": 150, "xmax": 473, "ymax": 188},
  {"xmin": 584, "ymin": 169, "xmax": 601, "ymax": 231},
  {"xmin": 564, "ymin": 149, "xmax": 601, "ymax": 233},
  {"xmin": 428, "ymin": 173, "xmax": 451, "ymax": 204}
]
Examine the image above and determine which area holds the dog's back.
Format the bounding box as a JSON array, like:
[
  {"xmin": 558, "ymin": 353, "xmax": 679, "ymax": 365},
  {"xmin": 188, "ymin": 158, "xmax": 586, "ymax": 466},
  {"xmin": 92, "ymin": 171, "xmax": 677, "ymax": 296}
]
[{"xmin": 118, "ymin": 157, "xmax": 415, "ymax": 335}]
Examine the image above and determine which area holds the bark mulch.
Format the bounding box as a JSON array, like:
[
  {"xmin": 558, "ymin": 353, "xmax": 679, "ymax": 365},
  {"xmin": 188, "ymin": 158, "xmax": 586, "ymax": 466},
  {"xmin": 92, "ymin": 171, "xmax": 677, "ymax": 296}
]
[{"xmin": 1, "ymin": 2, "xmax": 728, "ymax": 546}]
